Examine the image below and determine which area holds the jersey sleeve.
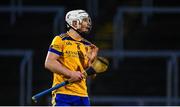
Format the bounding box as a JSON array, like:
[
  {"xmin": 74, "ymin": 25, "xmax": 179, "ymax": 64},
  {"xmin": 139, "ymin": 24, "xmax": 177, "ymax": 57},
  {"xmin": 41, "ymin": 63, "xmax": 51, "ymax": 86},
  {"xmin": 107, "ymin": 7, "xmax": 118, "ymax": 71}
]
[{"xmin": 48, "ymin": 36, "xmax": 63, "ymax": 56}]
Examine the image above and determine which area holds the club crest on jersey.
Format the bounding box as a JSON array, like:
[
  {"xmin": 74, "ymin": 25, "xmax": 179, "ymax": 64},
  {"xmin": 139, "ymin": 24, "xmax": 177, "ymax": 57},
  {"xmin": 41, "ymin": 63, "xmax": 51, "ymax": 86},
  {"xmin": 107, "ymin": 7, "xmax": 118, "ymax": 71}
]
[{"xmin": 66, "ymin": 42, "xmax": 72, "ymax": 45}]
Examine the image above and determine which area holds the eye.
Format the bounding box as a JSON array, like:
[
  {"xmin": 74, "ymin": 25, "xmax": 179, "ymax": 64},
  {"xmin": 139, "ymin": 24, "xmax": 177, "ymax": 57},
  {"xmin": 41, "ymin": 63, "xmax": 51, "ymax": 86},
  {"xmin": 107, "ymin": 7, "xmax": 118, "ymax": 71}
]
[
  {"xmin": 82, "ymin": 17, "xmax": 91, "ymax": 25},
  {"xmin": 83, "ymin": 18, "xmax": 88, "ymax": 22}
]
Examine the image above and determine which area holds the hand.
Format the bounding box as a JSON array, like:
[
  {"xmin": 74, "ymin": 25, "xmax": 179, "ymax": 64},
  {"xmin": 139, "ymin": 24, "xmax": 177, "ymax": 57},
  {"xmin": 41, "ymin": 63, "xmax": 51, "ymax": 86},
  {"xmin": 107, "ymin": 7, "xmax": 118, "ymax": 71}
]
[{"xmin": 68, "ymin": 71, "xmax": 84, "ymax": 83}]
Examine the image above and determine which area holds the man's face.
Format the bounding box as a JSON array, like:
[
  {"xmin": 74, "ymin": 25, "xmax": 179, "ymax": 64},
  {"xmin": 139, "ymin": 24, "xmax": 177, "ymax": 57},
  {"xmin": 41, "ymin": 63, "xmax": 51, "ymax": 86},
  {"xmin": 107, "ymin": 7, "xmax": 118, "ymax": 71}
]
[{"xmin": 79, "ymin": 17, "xmax": 92, "ymax": 34}]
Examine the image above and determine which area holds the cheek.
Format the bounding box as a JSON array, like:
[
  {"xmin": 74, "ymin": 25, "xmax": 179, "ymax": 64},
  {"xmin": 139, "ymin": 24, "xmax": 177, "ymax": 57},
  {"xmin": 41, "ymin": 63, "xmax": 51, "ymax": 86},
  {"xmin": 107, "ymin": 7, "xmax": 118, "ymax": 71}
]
[
  {"xmin": 81, "ymin": 22, "xmax": 88, "ymax": 27},
  {"xmin": 81, "ymin": 23, "xmax": 86, "ymax": 27}
]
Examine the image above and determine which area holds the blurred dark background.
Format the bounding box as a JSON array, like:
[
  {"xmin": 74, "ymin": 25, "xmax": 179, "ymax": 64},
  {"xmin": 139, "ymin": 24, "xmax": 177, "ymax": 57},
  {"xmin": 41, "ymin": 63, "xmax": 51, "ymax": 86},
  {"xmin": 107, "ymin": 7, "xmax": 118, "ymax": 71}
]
[{"xmin": 0, "ymin": 0, "xmax": 180, "ymax": 106}]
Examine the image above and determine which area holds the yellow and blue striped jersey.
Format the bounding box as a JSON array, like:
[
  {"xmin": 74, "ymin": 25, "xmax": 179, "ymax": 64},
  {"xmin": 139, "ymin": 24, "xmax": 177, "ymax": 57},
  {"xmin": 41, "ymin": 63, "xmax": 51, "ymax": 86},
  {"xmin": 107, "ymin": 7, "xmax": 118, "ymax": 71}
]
[{"xmin": 48, "ymin": 31, "xmax": 92, "ymax": 97}]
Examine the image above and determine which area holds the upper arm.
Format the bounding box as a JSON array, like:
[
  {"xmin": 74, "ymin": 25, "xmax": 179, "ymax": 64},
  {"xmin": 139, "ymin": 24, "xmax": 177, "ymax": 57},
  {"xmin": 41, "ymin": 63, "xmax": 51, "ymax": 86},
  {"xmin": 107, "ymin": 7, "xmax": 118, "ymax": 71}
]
[
  {"xmin": 48, "ymin": 36, "xmax": 64, "ymax": 55},
  {"xmin": 46, "ymin": 51, "xmax": 60, "ymax": 61},
  {"xmin": 45, "ymin": 36, "xmax": 64, "ymax": 63}
]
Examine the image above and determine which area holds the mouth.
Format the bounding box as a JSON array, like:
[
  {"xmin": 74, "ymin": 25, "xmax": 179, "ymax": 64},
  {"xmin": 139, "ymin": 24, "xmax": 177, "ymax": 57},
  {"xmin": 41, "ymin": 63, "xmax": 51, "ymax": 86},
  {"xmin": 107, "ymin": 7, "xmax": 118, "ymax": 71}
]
[{"xmin": 86, "ymin": 27, "xmax": 90, "ymax": 30}]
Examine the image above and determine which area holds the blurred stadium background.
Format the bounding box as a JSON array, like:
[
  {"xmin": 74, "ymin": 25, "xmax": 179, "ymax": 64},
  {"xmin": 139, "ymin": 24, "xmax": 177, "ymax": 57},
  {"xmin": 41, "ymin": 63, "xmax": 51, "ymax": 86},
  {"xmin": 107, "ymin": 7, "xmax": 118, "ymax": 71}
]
[{"xmin": 0, "ymin": 0, "xmax": 180, "ymax": 106}]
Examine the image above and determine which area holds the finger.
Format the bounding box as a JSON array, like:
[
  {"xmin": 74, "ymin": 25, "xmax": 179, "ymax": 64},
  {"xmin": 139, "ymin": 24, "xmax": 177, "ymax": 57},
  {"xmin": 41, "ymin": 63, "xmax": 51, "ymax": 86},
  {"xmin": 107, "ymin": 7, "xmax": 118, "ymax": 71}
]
[
  {"xmin": 80, "ymin": 73, "xmax": 84, "ymax": 79},
  {"xmin": 77, "ymin": 72, "xmax": 83, "ymax": 79},
  {"xmin": 68, "ymin": 78, "xmax": 73, "ymax": 83},
  {"xmin": 79, "ymin": 76, "xmax": 83, "ymax": 80}
]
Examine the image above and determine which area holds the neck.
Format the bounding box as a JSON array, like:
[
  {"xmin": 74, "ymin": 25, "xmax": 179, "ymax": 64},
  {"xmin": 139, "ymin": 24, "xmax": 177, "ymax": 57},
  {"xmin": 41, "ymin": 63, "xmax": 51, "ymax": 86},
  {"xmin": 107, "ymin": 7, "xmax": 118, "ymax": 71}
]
[{"xmin": 67, "ymin": 29, "xmax": 83, "ymax": 41}]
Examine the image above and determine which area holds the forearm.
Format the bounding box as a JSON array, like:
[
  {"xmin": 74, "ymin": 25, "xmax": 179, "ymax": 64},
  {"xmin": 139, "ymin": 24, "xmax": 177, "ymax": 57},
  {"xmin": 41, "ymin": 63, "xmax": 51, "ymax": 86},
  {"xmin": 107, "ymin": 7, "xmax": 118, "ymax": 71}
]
[{"xmin": 45, "ymin": 59, "xmax": 72, "ymax": 78}]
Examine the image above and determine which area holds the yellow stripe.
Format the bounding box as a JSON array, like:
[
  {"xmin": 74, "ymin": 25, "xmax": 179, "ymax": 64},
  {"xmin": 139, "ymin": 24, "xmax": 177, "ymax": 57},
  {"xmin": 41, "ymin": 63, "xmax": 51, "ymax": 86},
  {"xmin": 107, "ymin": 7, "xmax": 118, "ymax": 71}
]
[{"xmin": 51, "ymin": 93, "xmax": 56, "ymax": 106}]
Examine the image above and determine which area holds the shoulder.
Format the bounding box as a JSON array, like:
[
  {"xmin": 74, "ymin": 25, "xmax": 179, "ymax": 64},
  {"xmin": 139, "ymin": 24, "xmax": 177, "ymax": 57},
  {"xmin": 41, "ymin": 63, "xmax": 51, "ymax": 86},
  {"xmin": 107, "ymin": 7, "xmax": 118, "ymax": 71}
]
[
  {"xmin": 54, "ymin": 33, "xmax": 68, "ymax": 39},
  {"xmin": 59, "ymin": 33, "xmax": 68, "ymax": 39},
  {"xmin": 52, "ymin": 33, "xmax": 70, "ymax": 42},
  {"xmin": 56, "ymin": 33, "xmax": 74, "ymax": 41}
]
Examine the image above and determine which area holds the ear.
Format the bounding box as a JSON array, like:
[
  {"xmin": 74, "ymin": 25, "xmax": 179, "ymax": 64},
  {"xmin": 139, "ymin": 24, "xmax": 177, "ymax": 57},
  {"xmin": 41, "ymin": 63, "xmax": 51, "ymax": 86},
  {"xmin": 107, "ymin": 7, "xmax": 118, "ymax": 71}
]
[{"xmin": 72, "ymin": 20, "xmax": 78, "ymax": 29}]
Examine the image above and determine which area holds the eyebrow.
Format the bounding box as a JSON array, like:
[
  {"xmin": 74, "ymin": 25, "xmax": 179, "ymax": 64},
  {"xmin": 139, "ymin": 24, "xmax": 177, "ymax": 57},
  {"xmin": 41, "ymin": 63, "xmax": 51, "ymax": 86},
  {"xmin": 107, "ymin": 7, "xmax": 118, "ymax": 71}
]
[{"xmin": 83, "ymin": 18, "xmax": 89, "ymax": 20}]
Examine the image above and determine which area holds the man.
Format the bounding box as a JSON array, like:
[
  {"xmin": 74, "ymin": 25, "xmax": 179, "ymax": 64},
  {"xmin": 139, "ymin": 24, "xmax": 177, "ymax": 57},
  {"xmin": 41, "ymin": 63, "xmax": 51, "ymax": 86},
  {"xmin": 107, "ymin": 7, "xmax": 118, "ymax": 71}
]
[{"xmin": 45, "ymin": 9, "xmax": 98, "ymax": 106}]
